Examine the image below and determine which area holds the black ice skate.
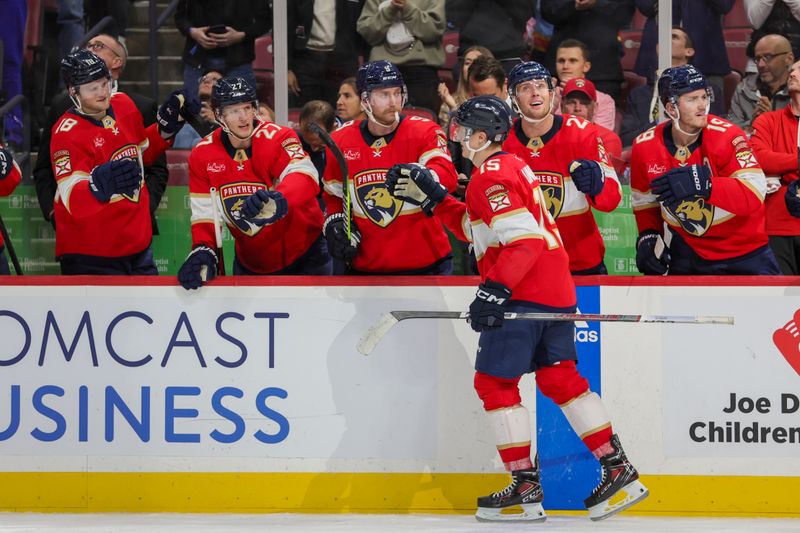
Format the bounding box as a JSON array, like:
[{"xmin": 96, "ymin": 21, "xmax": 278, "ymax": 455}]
[
  {"xmin": 475, "ymin": 455, "xmax": 546, "ymax": 522},
  {"xmin": 584, "ymin": 434, "xmax": 649, "ymax": 521}
]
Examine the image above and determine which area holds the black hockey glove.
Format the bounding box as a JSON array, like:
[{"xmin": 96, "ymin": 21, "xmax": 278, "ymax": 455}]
[
  {"xmin": 468, "ymin": 279, "xmax": 512, "ymax": 333},
  {"xmin": 89, "ymin": 159, "xmax": 141, "ymax": 203},
  {"xmin": 157, "ymin": 89, "xmax": 197, "ymax": 139},
  {"xmin": 786, "ymin": 179, "xmax": 800, "ymax": 218},
  {"xmin": 240, "ymin": 189, "xmax": 288, "ymax": 226},
  {"xmin": 178, "ymin": 245, "xmax": 218, "ymax": 290},
  {"xmin": 385, "ymin": 163, "xmax": 447, "ymax": 216},
  {"xmin": 569, "ymin": 159, "xmax": 605, "ymax": 198},
  {"xmin": 323, "ymin": 212, "xmax": 361, "ymax": 262},
  {"xmin": 0, "ymin": 147, "xmax": 13, "ymax": 180},
  {"xmin": 651, "ymin": 164, "xmax": 712, "ymax": 206},
  {"xmin": 635, "ymin": 230, "xmax": 671, "ymax": 275}
]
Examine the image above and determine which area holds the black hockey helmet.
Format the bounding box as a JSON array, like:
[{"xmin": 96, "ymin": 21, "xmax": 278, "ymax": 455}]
[
  {"xmin": 508, "ymin": 61, "xmax": 553, "ymax": 96},
  {"xmin": 356, "ymin": 60, "xmax": 408, "ymax": 103},
  {"xmin": 449, "ymin": 95, "xmax": 513, "ymax": 143},
  {"xmin": 60, "ymin": 49, "xmax": 111, "ymax": 90},
  {"xmin": 211, "ymin": 76, "xmax": 258, "ymax": 111},
  {"xmin": 657, "ymin": 65, "xmax": 712, "ymax": 106}
]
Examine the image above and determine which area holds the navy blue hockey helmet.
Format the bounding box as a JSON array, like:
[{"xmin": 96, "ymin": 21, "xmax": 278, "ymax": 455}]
[
  {"xmin": 211, "ymin": 76, "xmax": 258, "ymax": 111},
  {"xmin": 657, "ymin": 65, "xmax": 710, "ymax": 105},
  {"xmin": 449, "ymin": 95, "xmax": 513, "ymax": 143},
  {"xmin": 507, "ymin": 61, "xmax": 553, "ymax": 96},
  {"xmin": 60, "ymin": 49, "xmax": 111, "ymax": 90},
  {"xmin": 356, "ymin": 60, "xmax": 407, "ymax": 98}
]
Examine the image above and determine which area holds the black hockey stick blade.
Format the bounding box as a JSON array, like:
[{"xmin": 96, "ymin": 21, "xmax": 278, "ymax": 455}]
[
  {"xmin": 356, "ymin": 310, "xmax": 734, "ymax": 356},
  {"xmin": 0, "ymin": 211, "xmax": 22, "ymax": 275}
]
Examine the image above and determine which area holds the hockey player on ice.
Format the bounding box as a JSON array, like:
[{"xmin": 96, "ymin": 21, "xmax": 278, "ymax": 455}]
[
  {"xmin": 321, "ymin": 60, "xmax": 458, "ymax": 274},
  {"xmin": 385, "ymin": 94, "xmax": 649, "ymax": 522}
]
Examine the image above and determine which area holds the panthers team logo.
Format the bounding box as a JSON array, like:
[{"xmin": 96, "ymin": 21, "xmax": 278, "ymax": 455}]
[
  {"xmin": 110, "ymin": 145, "xmax": 142, "ymax": 203},
  {"xmin": 354, "ymin": 169, "xmax": 401, "ymax": 227},
  {"xmin": 535, "ymin": 171, "xmax": 564, "ymax": 217},
  {"xmin": 667, "ymin": 197, "xmax": 715, "ymax": 236},
  {"xmin": 219, "ymin": 181, "xmax": 267, "ymax": 236}
]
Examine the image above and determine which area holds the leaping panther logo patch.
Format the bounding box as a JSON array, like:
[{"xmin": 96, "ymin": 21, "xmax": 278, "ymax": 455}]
[
  {"xmin": 354, "ymin": 169, "xmax": 401, "ymax": 227},
  {"xmin": 534, "ymin": 171, "xmax": 564, "ymax": 217},
  {"xmin": 667, "ymin": 197, "xmax": 715, "ymax": 236},
  {"xmin": 219, "ymin": 181, "xmax": 267, "ymax": 236}
]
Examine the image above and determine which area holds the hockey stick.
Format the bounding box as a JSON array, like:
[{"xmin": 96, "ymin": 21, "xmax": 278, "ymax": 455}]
[
  {"xmin": 208, "ymin": 187, "xmax": 226, "ymax": 276},
  {"xmin": 0, "ymin": 212, "xmax": 21, "ymax": 275},
  {"xmin": 357, "ymin": 310, "xmax": 735, "ymax": 356},
  {"xmin": 308, "ymin": 122, "xmax": 351, "ymax": 240}
]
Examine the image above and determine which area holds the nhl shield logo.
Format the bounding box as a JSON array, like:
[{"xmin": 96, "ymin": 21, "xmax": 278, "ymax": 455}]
[
  {"xmin": 354, "ymin": 169, "xmax": 401, "ymax": 227},
  {"xmin": 535, "ymin": 171, "xmax": 564, "ymax": 217},
  {"xmin": 110, "ymin": 145, "xmax": 143, "ymax": 203},
  {"xmin": 668, "ymin": 197, "xmax": 714, "ymax": 236},
  {"xmin": 220, "ymin": 181, "xmax": 267, "ymax": 236}
]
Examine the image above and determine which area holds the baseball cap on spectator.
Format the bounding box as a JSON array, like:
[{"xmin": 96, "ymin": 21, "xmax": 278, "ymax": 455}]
[{"xmin": 563, "ymin": 78, "xmax": 596, "ymax": 102}]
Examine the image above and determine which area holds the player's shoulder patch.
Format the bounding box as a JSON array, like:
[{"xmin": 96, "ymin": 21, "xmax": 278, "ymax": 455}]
[
  {"xmin": 634, "ymin": 126, "xmax": 657, "ymax": 145},
  {"xmin": 484, "ymin": 184, "xmax": 511, "ymax": 213}
]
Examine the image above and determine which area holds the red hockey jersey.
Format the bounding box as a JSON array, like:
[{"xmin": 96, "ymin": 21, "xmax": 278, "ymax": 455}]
[
  {"xmin": 188, "ymin": 122, "xmax": 323, "ymax": 273},
  {"xmin": 502, "ymin": 114, "xmax": 621, "ymax": 272},
  {"xmin": 750, "ymin": 106, "xmax": 800, "ymax": 236},
  {"xmin": 435, "ymin": 152, "xmax": 575, "ymax": 307},
  {"xmin": 50, "ymin": 92, "xmax": 170, "ymax": 258},
  {"xmin": 630, "ymin": 115, "xmax": 768, "ymax": 260},
  {"xmin": 0, "ymin": 148, "xmax": 21, "ymax": 250},
  {"xmin": 322, "ymin": 115, "xmax": 458, "ymax": 273}
]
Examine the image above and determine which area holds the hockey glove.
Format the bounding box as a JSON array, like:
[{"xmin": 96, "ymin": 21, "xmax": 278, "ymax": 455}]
[
  {"xmin": 177, "ymin": 245, "xmax": 218, "ymax": 290},
  {"xmin": 0, "ymin": 147, "xmax": 13, "ymax": 180},
  {"xmin": 569, "ymin": 159, "xmax": 605, "ymax": 198},
  {"xmin": 323, "ymin": 212, "xmax": 360, "ymax": 262},
  {"xmin": 386, "ymin": 163, "xmax": 447, "ymax": 216},
  {"xmin": 635, "ymin": 230, "xmax": 671, "ymax": 275},
  {"xmin": 89, "ymin": 159, "xmax": 141, "ymax": 203},
  {"xmin": 240, "ymin": 189, "xmax": 288, "ymax": 226},
  {"xmin": 786, "ymin": 180, "xmax": 800, "ymax": 218},
  {"xmin": 468, "ymin": 279, "xmax": 512, "ymax": 333},
  {"xmin": 651, "ymin": 164, "xmax": 712, "ymax": 206},
  {"xmin": 157, "ymin": 89, "xmax": 196, "ymax": 139}
]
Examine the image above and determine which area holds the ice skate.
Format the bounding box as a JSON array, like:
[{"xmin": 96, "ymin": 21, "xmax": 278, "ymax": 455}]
[
  {"xmin": 584, "ymin": 434, "xmax": 649, "ymax": 521},
  {"xmin": 475, "ymin": 456, "xmax": 546, "ymax": 522}
]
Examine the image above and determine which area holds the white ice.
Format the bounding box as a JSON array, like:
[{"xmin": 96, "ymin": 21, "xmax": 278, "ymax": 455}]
[{"xmin": 0, "ymin": 513, "xmax": 797, "ymax": 532}]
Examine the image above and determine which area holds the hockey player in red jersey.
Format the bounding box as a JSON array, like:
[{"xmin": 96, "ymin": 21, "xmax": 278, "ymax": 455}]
[
  {"xmin": 630, "ymin": 65, "xmax": 780, "ymax": 275},
  {"xmin": 321, "ymin": 60, "xmax": 458, "ymax": 274},
  {"xmin": 50, "ymin": 49, "xmax": 193, "ymax": 274},
  {"xmin": 502, "ymin": 62, "xmax": 621, "ymax": 275},
  {"xmin": 178, "ymin": 77, "xmax": 329, "ymax": 289},
  {"xmin": 386, "ymin": 95, "xmax": 648, "ymax": 522},
  {"xmin": 0, "ymin": 145, "xmax": 21, "ymax": 274}
]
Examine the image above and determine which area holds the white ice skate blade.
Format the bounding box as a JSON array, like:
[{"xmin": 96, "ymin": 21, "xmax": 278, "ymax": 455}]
[
  {"xmin": 475, "ymin": 503, "xmax": 547, "ymax": 523},
  {"xmin": 587, "ymin": 479, "xmax": 649, "ymax": 521}
]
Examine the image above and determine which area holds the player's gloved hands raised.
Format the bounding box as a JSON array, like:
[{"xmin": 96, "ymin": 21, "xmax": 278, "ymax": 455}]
[
  {"xmin": 89, "ymin": 159, "xmax": 141, "ymax": 202},
  {"xmin": 786, "ymin": 179, "xmax": 800, "ymax": 218},
  {"xmin": 0, "ymin": 147, "xmax": 13, "ymax": 179},
  {"xmin": 651, "ymin": 164, "xmax": 712, "ymax": 206},
  {"xmin": 240, "ymin": 189, "xmax": 288, "ymax": 226},
  {"xmin": 323, "ymin": 212, "xmax": 360, "ymax": 262},
  {"xmin": 468, "ymin": 279, "xmax": 512, "ymax": 332},
  {"xmin": 157, "ymin": 89, "xmax": 198, "ymax": 139},
  {"xmin": 177, "ymin": 245, "xmax": 218, "ymax": 290},
  {"xmin": 569, "ymin": 159, "xmax": 604, "ymax": 197},
  {"xmin": 635, "ymin": 230, "xmax": 671, "ymax": 275},
  {"xmin": 386, "ymin": 162, "xmax": 447, "ymax": 216}
]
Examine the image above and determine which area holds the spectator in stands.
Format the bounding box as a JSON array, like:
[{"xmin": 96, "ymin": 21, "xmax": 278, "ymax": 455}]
[
  {"xmin": 438, "ymin": 45, "xmax": 493, "ymax": 124},
  {"xmin": 729, "ymin": 34, "xmax": 793, "ymax": 132},
  {"xmin": 541, "ymin": 0, "xmax": 634, "ymax": 102},
  {"xmin": 173, "ymin": 70, "xmax": 223, "ymax": 149},
  {"xmin": 446, "ymin": 0, "xmax": 532, "ymax": 71},
  {"xmin": 561, "ymin": 78, "xmax": 622, "ymax": 159},
  {"xmin": 258, "ymin": 102, "xmax": 275, "ymax": 122},
  {"xmin": 745, "ymin": 0, "xmax": 800, "ymax": 60},
  {"xmin": 467, "ymin": 56, "xmax": 509, "ymax": 100},
  {"xmin": 1, "ymin": 0, "xmax": 26, "ymax": 151},
  {"xmin": 358, "ymin": 0, "xmax": 446, "ymax": 114},
  {"xmin": 174, "ymin": 0, "xmax": 270, "ymax": 100},
  {"xmin": 33, "ymin": 34, "xmax": 169, "ymax": 236},
  {"xmin": 621, "ymin": 26, "xmax": 723, "ymax": 146},
  {"xmin": 86, "ymin": 0, "xmax": 130, "ymax": 39},
  {"xmin": 634, "ymin": 0, "xmax": 733, "ymax": 97},
  {"xmin": 336, "ymin": 77, "xmax": 366, "ymax": 123},
  {"xmin": 296, "ymin": 100, "xmax": 336, "ymax": 193},
  {"xmin": 553, "ymin": 39, "xmax": 616, "ymax": 131},
  {"xmin": 287, "ymin": 0, "xmax": 366, "ymax": 108},
  {"xmin": 58, "ymin": 0, "xmax": 84, "ymax": 58},
  {"xmin": 750, "ymin": 58, "xmax": 800, "ymax": 275}
]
